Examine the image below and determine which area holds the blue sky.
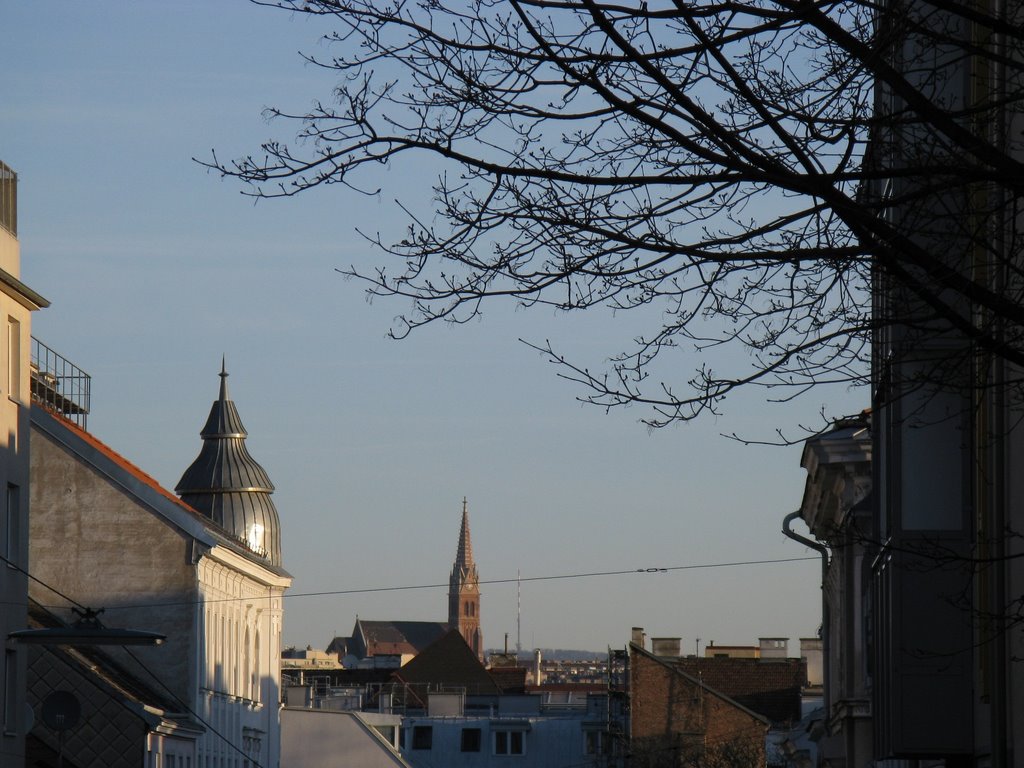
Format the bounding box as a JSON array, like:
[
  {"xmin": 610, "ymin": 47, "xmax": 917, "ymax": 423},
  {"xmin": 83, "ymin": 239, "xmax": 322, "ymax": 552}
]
[{"xmin": 3, "ymin": 1, "xmax": 863, "ymax": 652}]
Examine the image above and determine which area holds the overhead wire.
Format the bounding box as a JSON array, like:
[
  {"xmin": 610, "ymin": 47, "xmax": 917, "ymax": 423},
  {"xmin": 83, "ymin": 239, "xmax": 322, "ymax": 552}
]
[
  {"xmin": 0, "ymin": 552, "xmax": 264, "ymax": 767},
  {"xmin": 97, "ymin": 555, "xmax": 821, "ymax": 612},
  {"xmin": 122, "ymin": 644, "xmax": 265, "ymax": 768},
  {"xmin": 2, "ymin": 550, "xmax": 817, "ymax": 767}
]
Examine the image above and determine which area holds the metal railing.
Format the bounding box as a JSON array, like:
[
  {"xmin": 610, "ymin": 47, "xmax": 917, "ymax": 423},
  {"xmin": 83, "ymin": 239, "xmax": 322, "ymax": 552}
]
[
  {"xmin": 0, "ymin": 162, "xmax": 16, "ymax": 237},
  {"xmin": 31, "ymin": 337, "xmax": 91, "ymax": 429}
]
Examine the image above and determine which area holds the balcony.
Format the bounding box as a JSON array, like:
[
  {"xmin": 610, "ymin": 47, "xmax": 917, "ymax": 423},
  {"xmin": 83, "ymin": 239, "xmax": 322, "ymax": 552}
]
[
  {"xmin": 31, "ymin": 338, "xmax": 90, "ymax": 429},
  {"xmin": 0, "ymin": 161, "xmax": 16, "ymax": 237}
]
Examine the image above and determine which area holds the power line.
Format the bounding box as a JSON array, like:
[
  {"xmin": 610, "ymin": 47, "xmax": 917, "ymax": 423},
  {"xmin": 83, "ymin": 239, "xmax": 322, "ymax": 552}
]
[
  {"xmin": 0, "ymin": 552, "xmax": 85, "ymax": 611},
  {"xmin": 99, "ymin": 555, "xmax": 819, "ymax": 611},
  {"xmin": 2, "ymin": 549, "xmax": 816, "ymax": 766},
  {"xmin": 3, "ymin": 548, "xmax": 818, "ymax": 617},
  {"xmin": 122, "ymin": 645, "xmax": 265, "ymax": 768},
  {"xmin": 0, "ymin": 551, "xmax": 266, "ymax": 768}
]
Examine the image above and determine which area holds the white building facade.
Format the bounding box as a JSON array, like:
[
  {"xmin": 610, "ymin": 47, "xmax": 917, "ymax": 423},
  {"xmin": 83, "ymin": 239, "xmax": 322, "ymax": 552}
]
[{"xmin": 29, "ymin": 366, "xmax": 290, "ymax": 768}]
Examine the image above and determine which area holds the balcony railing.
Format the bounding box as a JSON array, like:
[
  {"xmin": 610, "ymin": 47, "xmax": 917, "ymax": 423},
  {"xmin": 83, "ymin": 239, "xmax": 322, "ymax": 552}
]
[
  {"xmin": 31, "ymin": 337, "xmax": 91, "ymax": 429},
  {"xmin": 0, "ymin": 165, "xmax": 15, "ymax": 240},
  {"xmin": 0, "ymin": 161, "xmax": 16, "ymax": 237}
]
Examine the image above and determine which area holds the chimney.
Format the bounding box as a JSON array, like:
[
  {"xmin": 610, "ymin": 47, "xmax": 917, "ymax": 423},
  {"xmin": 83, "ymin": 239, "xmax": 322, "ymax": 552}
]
[
  {"xmin": 758, "ymin": 637, "xmax": 789, "ymax": 660},
  {"xmin": 631, "ymin": 627, "xmax": 646, "ymax": 649},
  {"xmin": 651, "ymin": 637, "xmax": 682, "ymax": 657}
]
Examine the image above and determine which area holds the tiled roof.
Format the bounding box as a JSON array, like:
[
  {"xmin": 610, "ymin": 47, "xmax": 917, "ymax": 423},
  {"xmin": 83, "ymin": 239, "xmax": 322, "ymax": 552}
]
[
  {"xmin": 392, "ymin": 629, "xmax": 500, "ymax": 695},
  {"xmin": 37, "ymin": 407, "xmax": 199, "ymax": 518},
  {"xmin": 357, "ymin": 620, "xmax": 450, "ymax": 657},
  {"xmin": 27, "ymin": 600, "xmax": 201, "ymax": 724},
  {"xmin": 669, "ymin": 657, "xmax": 805, "ymax": 725},
  {"xmin": 631, "ymin": 643, "xmax": 771, "ymax": 727},
  {"xmin": 326, "ymin": 636, "xmax": 350, "ymax": 656},
  {"xmin": 30, "ymin": 406, "xmax": 290, "ymax": 578},
  {"xmin": 488, "ymin": 666, "xmax": 528, "ymax": 694}
]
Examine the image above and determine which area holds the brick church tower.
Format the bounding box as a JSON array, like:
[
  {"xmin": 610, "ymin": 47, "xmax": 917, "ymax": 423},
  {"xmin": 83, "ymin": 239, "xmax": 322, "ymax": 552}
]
[{"xmin": 448, "ymin": 498, "xmax": 482, "ymax": 660}]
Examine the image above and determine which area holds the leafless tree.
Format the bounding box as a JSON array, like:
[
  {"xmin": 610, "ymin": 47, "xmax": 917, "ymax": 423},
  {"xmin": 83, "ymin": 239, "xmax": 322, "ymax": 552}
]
[
  {"xmin": 629, "ymin": 730, "xmax": 765, "ymax": 768},
  {"xmin": 208, "ymin": 0, "xmax": 1024, "ymax": 429}
]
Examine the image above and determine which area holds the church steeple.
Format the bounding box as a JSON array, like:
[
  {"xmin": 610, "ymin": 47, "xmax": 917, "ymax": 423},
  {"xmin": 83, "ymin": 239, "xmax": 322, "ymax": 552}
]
[
  {"xmin": 175, "ymin": 360, "xmax": 282, "ymax": 566},
  {"xmin": 455, "ymin": 497, "xmax": 473, "ymax": 572},
  {"xmin": 449, "ymin": 498, "xmax": 482, "ymax": 659}
]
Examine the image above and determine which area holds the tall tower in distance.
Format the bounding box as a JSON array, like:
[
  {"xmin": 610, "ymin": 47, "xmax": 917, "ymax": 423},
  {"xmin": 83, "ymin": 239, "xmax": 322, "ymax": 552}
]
[{"xmin": 448, "ymin": 497, "xmax": 482, "ymax": 660}]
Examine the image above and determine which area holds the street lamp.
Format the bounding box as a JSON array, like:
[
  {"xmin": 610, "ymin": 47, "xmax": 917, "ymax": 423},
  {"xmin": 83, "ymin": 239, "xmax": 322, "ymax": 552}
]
[
  {"xmin": 9, "ymin": 606, "xmax": 165, "ymax": 768},
  {"xmin": 8, "ymin": 607, "xmax": 165, "ymax": 646}
]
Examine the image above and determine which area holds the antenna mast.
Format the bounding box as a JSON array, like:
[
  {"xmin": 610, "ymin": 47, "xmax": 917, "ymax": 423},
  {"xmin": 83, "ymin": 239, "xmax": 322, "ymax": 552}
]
[{"xmin": 516, "ymin": 568, "xmax": 522, "ymax": 654}]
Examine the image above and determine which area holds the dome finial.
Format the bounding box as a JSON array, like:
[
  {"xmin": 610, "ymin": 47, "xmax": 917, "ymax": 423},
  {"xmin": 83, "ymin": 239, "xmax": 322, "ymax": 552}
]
[{"xmin": 219, "ymin": 355, "xmax": 230, "ymax": 401}]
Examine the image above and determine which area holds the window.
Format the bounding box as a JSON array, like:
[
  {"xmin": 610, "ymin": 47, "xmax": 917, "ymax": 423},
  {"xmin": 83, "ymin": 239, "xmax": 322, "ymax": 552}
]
[
  {"xmin": 374, "ymin": 725, "xmax": 396, "ymax": 746},
  {"xmin": 494, "ymin": 730, "xmax": 525, "ymax": 755},
  {"xmin": 461, "ymin": 728, "xmax": 482, "ymax": 752},
  {"xmin": 253, "ymin": 630, "xmax": 261, "ymax": 702},
  {"xmin": 3, "ymin": 650, "xmax": 16, "ymax": 734},
  {"xmin": 411, "ymin": 725, "xmax": 433, "ymax": 750},
  {"xmin": 584, "ymin": 729, "xmax": 607, "ymax": 756},
  {"xmin": 5, "ymin": 485, "xmax": 18, "ymax": 567},
  {"xmin": 6, "ymin": 317, "xmax": 18, "ymax": 401}
]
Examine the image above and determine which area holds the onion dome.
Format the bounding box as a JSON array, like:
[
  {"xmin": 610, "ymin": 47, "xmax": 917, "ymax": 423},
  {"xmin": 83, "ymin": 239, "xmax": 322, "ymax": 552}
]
[{"xmin": 175, "ymin": 360, "xmax": 281, "ymax": 565}]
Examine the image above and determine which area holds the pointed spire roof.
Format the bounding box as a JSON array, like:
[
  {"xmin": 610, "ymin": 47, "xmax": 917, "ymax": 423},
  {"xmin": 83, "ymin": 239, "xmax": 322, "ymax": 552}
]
[
  {"xmin": 175, "ymin": 360, "xmax": 281, "ymax": 565},
  {"xmin": 455, "ymin": 496, "xmax": 474, "ymax": 572}
]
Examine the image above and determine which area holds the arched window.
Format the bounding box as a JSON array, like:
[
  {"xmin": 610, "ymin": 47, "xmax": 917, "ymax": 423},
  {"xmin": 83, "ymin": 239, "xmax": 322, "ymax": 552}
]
[
  {"xmin": 216, "ymin": 614, "xmax": 225, "ymax": 691},
  {"xmin": 253, "ymin": 629, "xmax": 261, "ymax": 702},
  {"xmin": 231, "ymin": 616, "xmax": 238, "ymax": 696},
  {"xmin": 205, "ymin": 608, "xmax": 214, "ymax": 689},
  {"xmin": 244, "ymin": 626, "xmax": 251, "ymax": 701}
]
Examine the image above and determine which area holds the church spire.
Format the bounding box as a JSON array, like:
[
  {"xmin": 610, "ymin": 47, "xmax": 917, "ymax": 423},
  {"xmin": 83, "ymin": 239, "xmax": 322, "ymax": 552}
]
[
  {"xmin": 455, "ymin": 496, "xmax": 473, "ymax": 572},
  {"xmin": 449, "ymin": 498, "xmax": 482, "ymax": 660}
]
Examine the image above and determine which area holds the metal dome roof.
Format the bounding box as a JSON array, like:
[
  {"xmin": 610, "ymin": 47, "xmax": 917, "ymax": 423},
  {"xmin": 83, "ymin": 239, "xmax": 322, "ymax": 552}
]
[{"xmin": 175, "ymin": 361, "xmax": 281, "ymax": 565}]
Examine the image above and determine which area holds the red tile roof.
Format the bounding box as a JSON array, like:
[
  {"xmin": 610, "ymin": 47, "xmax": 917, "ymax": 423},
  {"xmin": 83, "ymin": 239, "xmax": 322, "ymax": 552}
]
[
  {"xmin": 670, "ymin": 657, "xmax": 805, "ymax": 725},
  {"xmin": 31, "ymin": 407, "xmax": 279, "ymax": 570}
]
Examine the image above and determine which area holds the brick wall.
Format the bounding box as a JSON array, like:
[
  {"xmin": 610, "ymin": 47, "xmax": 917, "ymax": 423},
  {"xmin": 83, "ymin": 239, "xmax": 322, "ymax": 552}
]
[
  {"xmin": 631, "ymin": 646, "xmax": 766, "ymax": 767},
  {"xmin": 671, "ymin": 657, "xmax": 805, "ymax": 725}
]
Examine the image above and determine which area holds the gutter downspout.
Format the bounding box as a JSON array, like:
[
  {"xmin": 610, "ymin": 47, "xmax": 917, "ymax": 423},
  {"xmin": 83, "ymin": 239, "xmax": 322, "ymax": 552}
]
[{"xmin": 783, "ymin": 511, "xmax": 830, "ymax": 730}]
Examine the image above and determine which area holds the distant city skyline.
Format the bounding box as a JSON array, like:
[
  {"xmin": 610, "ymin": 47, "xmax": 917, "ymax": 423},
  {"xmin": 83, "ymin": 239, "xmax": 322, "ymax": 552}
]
[{"xmin": 4, "ymin": 1, "xmax": 863, "ymax": 653}]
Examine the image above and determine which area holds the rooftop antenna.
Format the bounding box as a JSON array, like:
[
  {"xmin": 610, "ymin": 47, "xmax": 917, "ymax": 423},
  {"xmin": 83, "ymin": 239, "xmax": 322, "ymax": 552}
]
[{"xmin": 516, "ymin": 568, "xmax": 522, "ymax": 654}]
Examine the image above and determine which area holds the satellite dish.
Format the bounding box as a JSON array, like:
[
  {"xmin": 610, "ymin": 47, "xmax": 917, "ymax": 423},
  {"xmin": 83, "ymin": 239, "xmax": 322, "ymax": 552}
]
[{"xmin": 41, "ymin": 691, "xmax": 80, "ymax": 732}]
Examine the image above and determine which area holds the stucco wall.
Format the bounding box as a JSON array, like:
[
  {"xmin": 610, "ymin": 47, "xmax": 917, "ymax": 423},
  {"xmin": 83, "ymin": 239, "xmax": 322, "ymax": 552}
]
[
  {"xmin": 0, "ymin": 227, "xmax": 18, "ymax": 277},
  {"xmin": 29, "ymin": 427, "xmax": 198, "ymax": 704},
  {"xmin": 281, "ymin": 709, "xmax": 408, "ymax": 768},
  {"xmin": 0, "ymin": 219, "xmax": 32, "ymax": 761}
]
